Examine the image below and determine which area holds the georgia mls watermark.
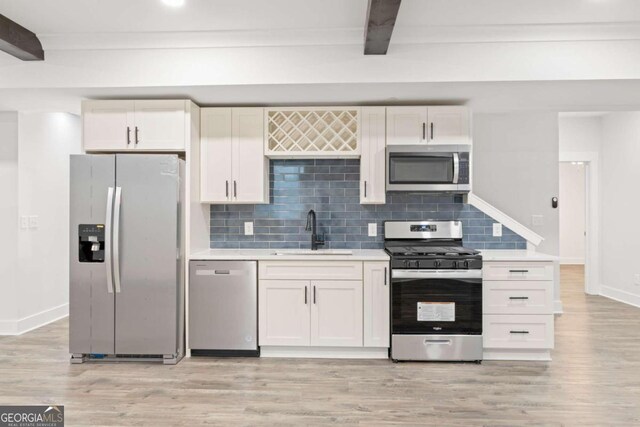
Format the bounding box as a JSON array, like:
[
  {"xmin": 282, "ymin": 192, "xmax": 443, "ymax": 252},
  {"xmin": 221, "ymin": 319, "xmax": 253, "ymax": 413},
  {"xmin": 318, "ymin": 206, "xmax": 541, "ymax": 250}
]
[{"xmin": 0, "ymin": 406, "xmax": 64, "ymax": 427}]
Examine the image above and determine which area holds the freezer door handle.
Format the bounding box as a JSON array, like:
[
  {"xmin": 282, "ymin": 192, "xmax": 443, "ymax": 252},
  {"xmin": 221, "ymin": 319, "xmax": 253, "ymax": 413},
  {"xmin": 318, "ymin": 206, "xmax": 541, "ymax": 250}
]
[
  {"xmin": 113, "ymin": 187, "xmax": 122, "ymax": 293},
  {"xmin": 105, "ymin": 187, "xmax": 115, "ymax": 294}
]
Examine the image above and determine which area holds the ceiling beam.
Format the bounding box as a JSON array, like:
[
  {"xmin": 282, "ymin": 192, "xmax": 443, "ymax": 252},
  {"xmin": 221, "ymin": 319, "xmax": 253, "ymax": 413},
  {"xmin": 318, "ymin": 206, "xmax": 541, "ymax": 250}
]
[
  {"xmin": 0, "ymin": 14, "xmax": 44, "ymax": 61},
  {"xmin": 364, "ymin": 0, "xmax": 402, "ymax": 55}
]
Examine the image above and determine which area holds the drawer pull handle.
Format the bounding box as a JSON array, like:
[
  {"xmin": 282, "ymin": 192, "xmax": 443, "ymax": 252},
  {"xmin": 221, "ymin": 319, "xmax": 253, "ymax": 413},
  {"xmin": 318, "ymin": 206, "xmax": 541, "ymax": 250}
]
[
  {"xmin": 214, "ymin": 270, "xmax": 230, "ymax": 275},
  {"xmin": 509, "ymin": 296, "xmax": 529, "ymax": 300},
  {"xmin": 509, "ymin": 270, "xmax": 529, "ymax": 273},
  {"xmin": 510, "ymin": 330, "xmax": 530, "ymax": 334}
]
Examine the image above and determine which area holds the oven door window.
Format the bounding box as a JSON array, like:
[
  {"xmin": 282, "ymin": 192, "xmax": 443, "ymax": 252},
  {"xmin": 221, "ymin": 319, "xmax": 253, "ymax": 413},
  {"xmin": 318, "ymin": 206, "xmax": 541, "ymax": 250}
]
[
  {"xmin": 388, "ymin": 154, "xmax": 454, "ymax": 184},
  {"xmin": 392, "ymin": 277, "xmax": 482, "ymax": 335}
]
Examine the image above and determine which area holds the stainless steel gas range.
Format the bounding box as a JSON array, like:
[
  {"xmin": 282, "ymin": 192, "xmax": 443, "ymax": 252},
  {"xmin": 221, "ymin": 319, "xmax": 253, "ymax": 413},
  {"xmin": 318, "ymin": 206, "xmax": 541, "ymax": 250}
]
[{"xmin": 384, "ymin": 221, "xmax": 483, "ymax": 363}]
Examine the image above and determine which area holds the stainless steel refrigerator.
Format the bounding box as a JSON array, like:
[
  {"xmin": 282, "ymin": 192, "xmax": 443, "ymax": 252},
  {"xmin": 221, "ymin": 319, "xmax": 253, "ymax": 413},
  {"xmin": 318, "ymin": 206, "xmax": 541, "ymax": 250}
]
[{"xmin": 69, "ymin": 154, "xmax": 185, "ymax": 365}]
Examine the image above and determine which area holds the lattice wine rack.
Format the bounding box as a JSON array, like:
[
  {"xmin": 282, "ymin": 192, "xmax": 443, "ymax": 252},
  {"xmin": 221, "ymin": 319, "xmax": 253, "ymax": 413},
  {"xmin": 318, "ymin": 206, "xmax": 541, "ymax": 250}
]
[{"xmin": 265, "ymin": 108, "xmax": 360, "ymax": 157}]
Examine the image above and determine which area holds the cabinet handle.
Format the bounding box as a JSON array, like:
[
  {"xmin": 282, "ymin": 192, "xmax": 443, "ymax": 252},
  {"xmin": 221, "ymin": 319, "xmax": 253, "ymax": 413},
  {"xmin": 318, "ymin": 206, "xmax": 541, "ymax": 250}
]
[
  {"xmin": 510, "ymin": 330, "xmax": 530, "ymax": 334},
  {"xmin": 384, "ymin": 267, "xmax": 387, "ymax": 286},
  {"xmin": 134, "ymin": 126, "xmax": 139, "ymax": 145},
  {"xmin": 509, "ymin": 269, "xmax": 529, "ymax": 273},
  {"xmin": 225, "ymin": 180, "xmax": 229, "ymax": 198},
  {"xmin": 304, "ymin": 286, "xmax": 308, "ymax": 305},
  {"xmin": 313, "ymin": 285, "xmax": 316, "ymax": 304},
  {"xmin": 126, "ymin": 126, "xmax": 131, "ymax": 145},
  {"xmin": 422, "ymin": 122, "xmax": 426, "ymax": 140},
  {"xmin": 233, "ymin": 180, "xmax": 237, "ymax": 198},
  {"xmin": 430, "ymin": 122, "xmax": 434, "ymax": 140},
  {"xmin": 364, "ymin": 181, "xmax": 367, "ymax": 198},
  {"xmin": 509, "ymin": 296, "xmax": 529, "ymax": 300}
]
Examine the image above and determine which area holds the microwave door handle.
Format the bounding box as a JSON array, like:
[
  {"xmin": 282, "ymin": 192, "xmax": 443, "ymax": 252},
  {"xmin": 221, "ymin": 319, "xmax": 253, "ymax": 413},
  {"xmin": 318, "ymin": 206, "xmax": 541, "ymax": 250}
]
[{"xmin": 453, "ymin": 153, "xmax": 460, "ymax": 184}]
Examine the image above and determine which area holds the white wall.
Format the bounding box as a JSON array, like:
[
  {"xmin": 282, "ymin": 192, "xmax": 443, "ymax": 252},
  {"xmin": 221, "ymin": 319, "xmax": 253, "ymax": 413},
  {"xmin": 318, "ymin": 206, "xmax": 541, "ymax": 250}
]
[
  {"xmin": 473, "ymin": 112, "xmax": 560, "ymax": 256},
  {"xmin": 0, "ymin": 112, "xmax": 81, "ymax": 335},
  {"xmin": 559, "ymin": 115, "xmax": 603, "ymax": 153},
  {"xmin": 559, "ymin": 163, "xmax": 586, "ymax": 264},
  {"xmin": 600, "ymin": 112, "xmax": 640, "ymax": 307},
  {"xmin": 0, "ymin": 112, "xmax": 19, "ymax": 332}
]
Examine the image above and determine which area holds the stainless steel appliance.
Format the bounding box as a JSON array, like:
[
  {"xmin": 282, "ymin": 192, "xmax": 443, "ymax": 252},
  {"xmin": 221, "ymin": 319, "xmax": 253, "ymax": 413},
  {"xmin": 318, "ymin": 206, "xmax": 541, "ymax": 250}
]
[
  {"xmin": 69, "ymin": 154, "xmax": 185, "ymax": 365},
  {"xmin": 189, "ymin": 261, "xmax": 259, "ymax": 356},
  {"xmin": 385, "ymin": 221, "xmax": 483, "ymax": 362},
  {"xmin": 386, "ymin": 144, "xmax": 471, "ymax": 193}
]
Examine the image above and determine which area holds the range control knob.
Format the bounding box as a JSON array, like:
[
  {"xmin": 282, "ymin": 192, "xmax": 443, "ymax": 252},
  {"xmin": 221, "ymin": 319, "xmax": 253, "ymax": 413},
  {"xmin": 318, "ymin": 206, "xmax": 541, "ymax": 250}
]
[{"xmin": 433, "ymin": 260, "xmax": 441, "ymax": 269}]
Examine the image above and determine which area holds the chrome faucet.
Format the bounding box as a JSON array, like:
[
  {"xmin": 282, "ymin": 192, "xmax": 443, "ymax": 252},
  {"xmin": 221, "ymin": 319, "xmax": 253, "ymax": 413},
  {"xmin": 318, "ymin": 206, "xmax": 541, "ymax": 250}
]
[{"xmin": 305, "ymin": 209, "xmax": 325, "ymax": 250}]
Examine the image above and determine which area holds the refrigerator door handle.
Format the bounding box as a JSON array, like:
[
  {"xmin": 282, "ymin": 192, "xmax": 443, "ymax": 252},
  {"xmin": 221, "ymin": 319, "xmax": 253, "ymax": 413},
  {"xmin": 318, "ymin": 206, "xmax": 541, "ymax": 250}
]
[
  {"xmin": 113, "ymin": 187, "xmax": 122, "ymax": 293},
  {"xmin": 105, "ymin": 187, "xmax": 115, "ymax": 294}
]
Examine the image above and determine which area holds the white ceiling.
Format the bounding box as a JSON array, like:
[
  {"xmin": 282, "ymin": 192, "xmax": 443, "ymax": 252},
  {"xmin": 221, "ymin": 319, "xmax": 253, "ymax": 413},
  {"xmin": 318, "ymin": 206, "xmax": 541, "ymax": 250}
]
[{"xmin": 0, "ymin": 0, "xmax": 638, "ymax": 35}]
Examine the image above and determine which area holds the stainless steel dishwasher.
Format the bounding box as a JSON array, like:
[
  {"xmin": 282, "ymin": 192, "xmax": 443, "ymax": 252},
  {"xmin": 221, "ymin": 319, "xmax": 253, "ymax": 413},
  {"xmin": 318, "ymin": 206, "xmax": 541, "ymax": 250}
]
[{"xmin": 189, "ymin": 261, "xmax": 258, "ymax": 356}]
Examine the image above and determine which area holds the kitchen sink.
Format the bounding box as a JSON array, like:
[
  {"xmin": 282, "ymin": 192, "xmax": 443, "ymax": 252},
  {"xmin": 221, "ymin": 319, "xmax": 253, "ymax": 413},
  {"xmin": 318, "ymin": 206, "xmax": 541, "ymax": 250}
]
[{"xmin": 271, "ymin": 249, "xmax": 353, "ymax": 256}]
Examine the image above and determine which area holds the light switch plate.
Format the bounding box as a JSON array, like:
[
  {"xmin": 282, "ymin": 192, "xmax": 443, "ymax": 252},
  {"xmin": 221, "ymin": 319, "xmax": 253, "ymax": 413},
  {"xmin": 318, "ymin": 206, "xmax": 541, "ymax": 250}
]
[
  {"xmin": 244, "ymin": 222, "xmax": 254, "ymax": 236},
  {"xmin": 20, "ymin": 216, "xmax": 29, "ymax": 229},
  {"xmin": 492, "ymin": 223, "xmax": 503, "ymax": 237},
  {"xmin": 532, "ymin": 215, "xmax": 544, "ymax": 226},
  {"xmin": 28, "ymin": 215, "xmax": 38, "ymax": 229},
  {"xmin": 368, "ymin": 223, "xmax": 377, "ymax": 237}
]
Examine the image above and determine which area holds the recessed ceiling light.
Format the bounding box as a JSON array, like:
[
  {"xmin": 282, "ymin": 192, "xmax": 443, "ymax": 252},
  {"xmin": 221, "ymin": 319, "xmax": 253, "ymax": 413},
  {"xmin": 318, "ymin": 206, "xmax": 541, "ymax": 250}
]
[{"xmin": 162, "ymin": 0, "xmax": 185, "ymax": 7}]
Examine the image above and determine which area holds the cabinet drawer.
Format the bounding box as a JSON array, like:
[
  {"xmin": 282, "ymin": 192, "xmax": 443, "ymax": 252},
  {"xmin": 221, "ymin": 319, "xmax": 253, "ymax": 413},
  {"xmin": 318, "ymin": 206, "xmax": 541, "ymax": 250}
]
[
  {"xmin": 483, "ymin": 281, "xmax": 553, "ymax": 315},
  {"xmin": 483, "ymin": 262, "xmax": 553, "ymax": 281},
  {"xmin": 259, "ymin": 261, "xmax": 363, "ymax": 281},
  {"xmin": 483, "ymin": 315, "xmax": 554, "ymax": 349}
]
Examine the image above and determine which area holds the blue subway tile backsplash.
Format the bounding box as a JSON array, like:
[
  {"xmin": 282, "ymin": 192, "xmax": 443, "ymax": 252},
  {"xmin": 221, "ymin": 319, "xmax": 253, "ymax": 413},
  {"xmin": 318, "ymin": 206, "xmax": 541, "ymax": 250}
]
[{"xmin": 209, "ymin": 159, "xmax": 527, "ymax": 250}]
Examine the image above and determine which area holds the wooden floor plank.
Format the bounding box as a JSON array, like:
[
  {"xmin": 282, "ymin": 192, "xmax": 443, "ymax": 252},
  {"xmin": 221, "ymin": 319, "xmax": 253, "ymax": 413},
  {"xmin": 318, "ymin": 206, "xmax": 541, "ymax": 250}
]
[{"xmin": 1, "ymin": 265, "xmax": 639, "ymax": 425}]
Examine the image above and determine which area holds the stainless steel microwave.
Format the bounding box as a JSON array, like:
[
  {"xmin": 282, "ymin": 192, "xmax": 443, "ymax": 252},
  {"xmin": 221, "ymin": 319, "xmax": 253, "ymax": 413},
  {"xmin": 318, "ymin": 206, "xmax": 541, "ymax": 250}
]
[{"xmin": 386, "ymin": 145, "xmax": 471, "ymax": 193}]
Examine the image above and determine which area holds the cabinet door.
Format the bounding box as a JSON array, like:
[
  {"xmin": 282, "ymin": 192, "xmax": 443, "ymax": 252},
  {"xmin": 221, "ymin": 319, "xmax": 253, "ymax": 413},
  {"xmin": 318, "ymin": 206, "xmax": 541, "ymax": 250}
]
[
  {"xmin": 200, "ymin": 108, "xmax": 233, "ymax": 203},
  {"xmin": 360, "ymin": 107, "xmax": 386, "ymax": 204},
  {"xmin": 231, "ymin": 108, "xmax": 268, "ymax": 203},
  {"xmin": 386, "ymin": 106, "xmax": 427, "ymax": 145},
  {"xmin": 133, "ymin": 100, "xmax": 186, "ymax": 150},
  {"xmin": 83, "ymin": 100, "xmax": 134, "ymax": 151},
  {"xmin": 427, "ymin": 106, "xmax": 470, "ymax": 144},
  {"xmin": 363, "ymin": 262, "xmax": 390, "ymax": 347},
  {"xmin": 259, "ymin": 280, "xmax": 311, "ymax": 346},
  {"xmin": 310, "ymin": 281, "xmax": 363, "ymax": 347}
]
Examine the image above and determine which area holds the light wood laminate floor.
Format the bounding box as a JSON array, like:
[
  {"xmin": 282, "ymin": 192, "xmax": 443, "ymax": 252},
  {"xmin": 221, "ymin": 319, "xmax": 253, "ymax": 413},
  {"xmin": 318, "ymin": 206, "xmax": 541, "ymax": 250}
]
[{"xmin": 1, "ymin": 265, "xmax": 639, "ymax": 426}]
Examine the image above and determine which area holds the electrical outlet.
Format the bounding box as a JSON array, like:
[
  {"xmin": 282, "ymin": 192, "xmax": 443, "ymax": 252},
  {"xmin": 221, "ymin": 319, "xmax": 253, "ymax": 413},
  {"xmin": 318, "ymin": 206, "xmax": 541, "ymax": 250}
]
[
  {"xmin": 532, "ymin": 215, "xmax": 544, "ymax": 226},
  {"xmin": 244, "ymin": 222, "xmax": 254, "ymax": 236},
  {"xmin": 28, "ymin": 215, "xmax": 39, "ymax": 229},
  {"xmin": 20, "ymin": 216, "xmax": 29, "ymax": 229},
  {"xmin": 634, "ymin": 274, "xmax": 640, "ymax": 286},
  {"xmin": 492, "ymin": 223, "xmax": 503, "ymax": 237},
  {"xmin": 368, "ymin": 223, "xmax": 377, "ymax": 237}
]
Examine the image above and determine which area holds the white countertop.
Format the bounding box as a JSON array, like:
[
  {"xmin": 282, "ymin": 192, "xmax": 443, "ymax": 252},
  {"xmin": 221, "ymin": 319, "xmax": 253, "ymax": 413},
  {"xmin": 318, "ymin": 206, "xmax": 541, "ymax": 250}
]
[
  {"xmin": 189, "ymin": 249, "xmax": 390, "ymax": 261},
  {"xmin": 480, "ymin": 250, "xmax": 558, "ymax": 262}
]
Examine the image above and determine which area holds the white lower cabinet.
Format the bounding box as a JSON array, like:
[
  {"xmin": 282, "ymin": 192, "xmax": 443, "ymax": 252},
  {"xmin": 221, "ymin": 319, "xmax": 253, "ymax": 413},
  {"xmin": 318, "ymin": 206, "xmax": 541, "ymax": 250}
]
[
  {"xmin": 483, "ymin": 261, "xmax": 555, "ymax": 361},
  {"xmin": 310, "ymin": 281, "xmax": 363, "ymax": 347},
  {"xmin": 258, "ymin": 261, "xmax": 390, "ymax": 357},
  {"xmin": 259, "ymin": 280, "xmax": 310, "ymax": 346},
  {"xmin": 363, "ymin": 261, "xmax": 390, "ymax": 347}
]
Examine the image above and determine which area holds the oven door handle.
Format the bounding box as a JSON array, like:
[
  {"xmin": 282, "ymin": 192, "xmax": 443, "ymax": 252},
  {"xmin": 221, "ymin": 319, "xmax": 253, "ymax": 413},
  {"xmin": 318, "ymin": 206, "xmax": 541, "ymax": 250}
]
[{"xmin": 391, "ymin": 270, "xmax": 483, "ymax": 280}]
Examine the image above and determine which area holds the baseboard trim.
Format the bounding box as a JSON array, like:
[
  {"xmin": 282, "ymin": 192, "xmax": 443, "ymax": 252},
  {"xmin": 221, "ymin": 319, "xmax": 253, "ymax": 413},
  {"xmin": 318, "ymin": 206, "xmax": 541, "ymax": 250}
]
[
  {"xmin": 483, "ymin": 349, "xmax": 552, "ymax": 361},
  {"xmin": 0, "ymin": 303, "xmax": 69, "ymax": 336},
  {"xmin": 559, "ymin": 258, "xmax": 585, "ymax": 265},
  {"xmin": 600, "ymin": 286, "xmax": 640, "ymax": 308},
  {"xmin": 554, "ymin": 299, "xmax": 564, "ymax": 315},
  {"xmin": 260, "ymin": 346, "xmax": 389, "ymax": 359}
]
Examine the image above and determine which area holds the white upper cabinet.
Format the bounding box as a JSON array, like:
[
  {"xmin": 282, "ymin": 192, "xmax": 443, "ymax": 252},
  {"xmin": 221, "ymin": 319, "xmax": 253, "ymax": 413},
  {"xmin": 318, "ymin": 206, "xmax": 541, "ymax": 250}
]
[
  {"xmin": 83, "ymin": 100, "xmax": 189, "ymax": 152},
  {"xmin": 133, "ymin": 100, "xmax": 187, "ymax": 150},
  {"xmin": 363, "ymin": 262, "xmax": 390, "ymax": 348},
  {"xmin": 201, "ymin": 108, "xmax": 233, "ymax": 203},
  {"xmin": 427, "ymin": 106, "xmax": 471, "ymax": 144},
  {"xmin": 360, "ymin": 107, "xmax": 386, "ymax": 204},
  {"xmin": 386, "ymin": 106, "xmax": 428, "ymax": 145},
  {"xmin": 83, "ymin": 101, "xmax": 134, "ymax": 152},
  {"xmin": 200, "ymin": 107, "xmax": 268, "ymax": 204},
  {"xmin": 386, "ymin": 106, "xmax": 471, "ymax": 145}
]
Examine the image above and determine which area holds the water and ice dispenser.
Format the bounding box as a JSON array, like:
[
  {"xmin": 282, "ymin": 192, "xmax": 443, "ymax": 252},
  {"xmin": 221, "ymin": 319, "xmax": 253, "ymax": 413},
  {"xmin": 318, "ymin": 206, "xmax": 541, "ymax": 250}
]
[{"xmin": 78, "ymin": 224, "xmax": 105, "ymax": 263}]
